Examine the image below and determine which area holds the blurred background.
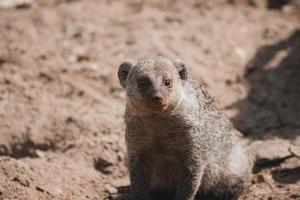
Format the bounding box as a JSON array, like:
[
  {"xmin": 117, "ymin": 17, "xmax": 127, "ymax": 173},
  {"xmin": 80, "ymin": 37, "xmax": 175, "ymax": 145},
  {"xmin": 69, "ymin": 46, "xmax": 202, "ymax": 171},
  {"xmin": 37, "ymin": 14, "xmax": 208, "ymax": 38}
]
[{"xmin": 0, "ymin": 0, "xmax": 299, "ymax": 199}]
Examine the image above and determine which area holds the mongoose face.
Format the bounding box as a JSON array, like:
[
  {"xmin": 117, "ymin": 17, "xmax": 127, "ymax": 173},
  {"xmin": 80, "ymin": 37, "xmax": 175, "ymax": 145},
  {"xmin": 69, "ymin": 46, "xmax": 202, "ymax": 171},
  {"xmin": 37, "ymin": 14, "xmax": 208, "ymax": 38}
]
[{"xmin": 118, "ymin": 57, "xmax": 188, "ymax": 114}]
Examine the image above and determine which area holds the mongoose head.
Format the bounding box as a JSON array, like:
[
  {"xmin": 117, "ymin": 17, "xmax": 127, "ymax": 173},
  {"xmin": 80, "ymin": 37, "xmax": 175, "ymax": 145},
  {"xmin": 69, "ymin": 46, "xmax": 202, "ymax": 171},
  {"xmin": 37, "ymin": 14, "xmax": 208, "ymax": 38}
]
[{"xmin": 118, "ymin": 57, "xmax": 188, "ymax": 114}]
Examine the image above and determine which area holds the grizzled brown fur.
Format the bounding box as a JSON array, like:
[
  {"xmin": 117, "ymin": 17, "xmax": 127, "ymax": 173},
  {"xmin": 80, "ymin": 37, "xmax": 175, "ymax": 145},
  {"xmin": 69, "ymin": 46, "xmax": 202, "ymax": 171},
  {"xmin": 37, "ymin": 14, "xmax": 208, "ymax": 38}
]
[{"xmin": 118, "ymin": 57, "xmax": 252, "ymax": 200}]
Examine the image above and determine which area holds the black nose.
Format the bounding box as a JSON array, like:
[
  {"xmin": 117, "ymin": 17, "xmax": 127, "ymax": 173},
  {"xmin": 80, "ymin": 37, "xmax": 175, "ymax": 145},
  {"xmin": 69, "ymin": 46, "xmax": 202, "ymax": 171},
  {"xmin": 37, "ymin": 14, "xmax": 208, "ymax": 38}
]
[{"xmin": 151, "ymin": 95, "xmax": 163, "ymax": 104}]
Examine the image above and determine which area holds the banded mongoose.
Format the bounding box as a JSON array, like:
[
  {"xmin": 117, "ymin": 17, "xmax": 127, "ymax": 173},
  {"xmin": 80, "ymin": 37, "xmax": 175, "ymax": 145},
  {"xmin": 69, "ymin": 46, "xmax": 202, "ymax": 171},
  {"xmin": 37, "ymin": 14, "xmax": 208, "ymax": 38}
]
[{"xmin": 118, "ymin": 56, "xmax": 252, "ymax": 200}]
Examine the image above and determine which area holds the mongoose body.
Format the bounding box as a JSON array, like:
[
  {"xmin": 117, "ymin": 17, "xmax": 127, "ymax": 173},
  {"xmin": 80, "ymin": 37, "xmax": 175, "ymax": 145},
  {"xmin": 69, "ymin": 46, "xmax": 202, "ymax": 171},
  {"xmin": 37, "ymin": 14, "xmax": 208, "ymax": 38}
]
[{"xmin": 118, "ymin": 57, "xmax": 252, "ymax": 200}]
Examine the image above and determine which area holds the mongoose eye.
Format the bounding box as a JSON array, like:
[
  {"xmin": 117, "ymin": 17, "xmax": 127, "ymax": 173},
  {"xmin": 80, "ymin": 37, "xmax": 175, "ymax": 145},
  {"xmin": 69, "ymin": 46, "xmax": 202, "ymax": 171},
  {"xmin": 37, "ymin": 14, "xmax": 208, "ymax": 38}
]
[
  {"xmin": 138, "ymin": 77, "xmax": 149, "ymax": 88},
  {"xmin": 164, "ymin": 79, "xmax": 171, "ymax": 87}
]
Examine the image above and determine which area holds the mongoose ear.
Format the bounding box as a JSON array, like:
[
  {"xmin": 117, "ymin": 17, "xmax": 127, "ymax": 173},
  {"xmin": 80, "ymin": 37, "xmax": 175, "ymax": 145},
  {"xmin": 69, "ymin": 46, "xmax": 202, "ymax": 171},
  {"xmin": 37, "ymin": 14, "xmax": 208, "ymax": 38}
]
[
  {"xmin": 173, "ymin": 60, "xmax": 188, "ymax": 81},
  {"xmin": 118, "ymin": 61, "xmax": 134, "ymax": 89}
]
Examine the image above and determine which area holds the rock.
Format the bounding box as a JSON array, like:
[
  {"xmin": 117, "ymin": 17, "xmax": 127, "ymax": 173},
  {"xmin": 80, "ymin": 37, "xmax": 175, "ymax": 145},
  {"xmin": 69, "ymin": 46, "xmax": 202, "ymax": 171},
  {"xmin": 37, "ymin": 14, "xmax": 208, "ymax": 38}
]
[
  {"xmin": 289, "ymin": 145, "xmax": 300, "ymax": 158},
  {"xmin": 104, "ymin": 184, "xmax": 117, "ymax": 194},
  {"xmin": 250, "ymin": 139, "xmax": 292, "ymax": 164},
  {"xmin": 94, "ymin": 156, "xmax": 114, "ymax": 175},
  {"xmin": 35, "ymin": 150, "xmax": 45, "ymax": 158},
  {"xmin": 0, "ymin": 0, "xmax": 33, "ymax": 8}
]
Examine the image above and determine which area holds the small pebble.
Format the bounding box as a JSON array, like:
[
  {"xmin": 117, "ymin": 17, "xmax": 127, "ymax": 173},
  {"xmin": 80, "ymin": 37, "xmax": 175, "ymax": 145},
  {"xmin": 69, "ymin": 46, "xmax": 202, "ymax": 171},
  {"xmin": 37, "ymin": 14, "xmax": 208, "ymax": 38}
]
[{"xmin": 104, "ymin": 184, "xmax": 117, "ymax": 194}]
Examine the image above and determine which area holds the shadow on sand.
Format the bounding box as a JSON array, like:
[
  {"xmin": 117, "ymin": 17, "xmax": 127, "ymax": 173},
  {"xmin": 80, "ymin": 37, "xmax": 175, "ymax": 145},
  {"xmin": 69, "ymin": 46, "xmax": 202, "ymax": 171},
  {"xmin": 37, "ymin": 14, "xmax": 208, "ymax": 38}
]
[{"xmin": 230, "ymin": 30, "xmax": 300, "ymax": 140}]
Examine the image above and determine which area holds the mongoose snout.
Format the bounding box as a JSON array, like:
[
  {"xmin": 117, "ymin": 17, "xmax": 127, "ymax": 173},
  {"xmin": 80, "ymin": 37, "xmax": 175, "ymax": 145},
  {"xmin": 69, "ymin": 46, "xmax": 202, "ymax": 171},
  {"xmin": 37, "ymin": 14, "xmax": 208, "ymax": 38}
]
[{"xmin": 150, "ymin": 93, "xmax": 163, "ymax": 104}]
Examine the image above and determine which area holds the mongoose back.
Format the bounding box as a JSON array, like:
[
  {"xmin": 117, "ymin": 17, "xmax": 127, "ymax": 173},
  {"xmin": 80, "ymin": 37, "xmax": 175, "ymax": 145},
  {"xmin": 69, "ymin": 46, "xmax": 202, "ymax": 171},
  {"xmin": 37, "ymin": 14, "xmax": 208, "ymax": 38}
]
[{"xmin": 118, "ymin": 56, "xmax": 252, "ymax": 200}]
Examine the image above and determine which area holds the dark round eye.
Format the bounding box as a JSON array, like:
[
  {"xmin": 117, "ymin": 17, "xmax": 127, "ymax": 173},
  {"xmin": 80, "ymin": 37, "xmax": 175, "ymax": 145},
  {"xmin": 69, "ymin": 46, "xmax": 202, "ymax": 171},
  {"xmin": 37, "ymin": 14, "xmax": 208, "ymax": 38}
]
[
  {"xmin": 138, "ymin": 77, "xmax": 149, "ymax": 88},
  {"xmin": 164, "ymin": 79, "xmax": 171, "ymax": 86},
  {"xmin": 141, "ymin": 79, "xmax": 147, "ymax": 85}
]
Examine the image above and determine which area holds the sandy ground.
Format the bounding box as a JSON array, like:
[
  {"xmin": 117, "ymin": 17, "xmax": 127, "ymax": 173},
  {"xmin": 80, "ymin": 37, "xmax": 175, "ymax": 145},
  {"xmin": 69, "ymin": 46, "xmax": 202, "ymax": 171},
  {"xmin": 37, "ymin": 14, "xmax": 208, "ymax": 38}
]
[{"xmin": 0, "ymin": 0, "xmax": 300, "ymax": 199}]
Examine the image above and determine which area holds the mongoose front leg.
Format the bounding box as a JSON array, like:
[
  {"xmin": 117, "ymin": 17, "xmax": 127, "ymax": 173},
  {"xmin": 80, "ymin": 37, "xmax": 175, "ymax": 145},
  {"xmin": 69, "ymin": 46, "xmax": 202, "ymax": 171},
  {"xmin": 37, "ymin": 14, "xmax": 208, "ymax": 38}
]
[
  {"xmin": 129, "ymin": 155, "xmax": 150, "ymax": 200},
  {"xmin": 174, "ymin": 163, "xmax": 205, "ymax": 200}
]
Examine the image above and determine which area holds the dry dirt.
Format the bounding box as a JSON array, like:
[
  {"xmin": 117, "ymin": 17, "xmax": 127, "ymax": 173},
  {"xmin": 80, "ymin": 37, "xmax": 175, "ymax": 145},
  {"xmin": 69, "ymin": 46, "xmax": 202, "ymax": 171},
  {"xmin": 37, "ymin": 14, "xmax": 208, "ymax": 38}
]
[{"xmin": 0, "ymin": 0, "xmax": 300, "ymax": 200}]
